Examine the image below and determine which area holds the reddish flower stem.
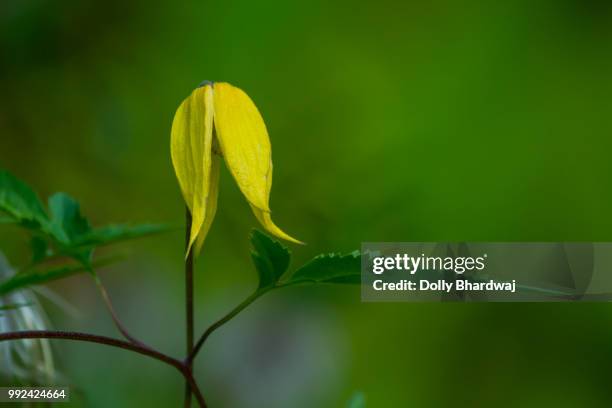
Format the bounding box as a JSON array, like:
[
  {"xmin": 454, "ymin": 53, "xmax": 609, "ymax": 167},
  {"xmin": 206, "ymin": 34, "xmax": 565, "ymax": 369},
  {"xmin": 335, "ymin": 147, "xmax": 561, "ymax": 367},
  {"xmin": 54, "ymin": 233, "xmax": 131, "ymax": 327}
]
[{"xmin": 0, "ymin": 330, "xmax": 207, "ymax": 407}]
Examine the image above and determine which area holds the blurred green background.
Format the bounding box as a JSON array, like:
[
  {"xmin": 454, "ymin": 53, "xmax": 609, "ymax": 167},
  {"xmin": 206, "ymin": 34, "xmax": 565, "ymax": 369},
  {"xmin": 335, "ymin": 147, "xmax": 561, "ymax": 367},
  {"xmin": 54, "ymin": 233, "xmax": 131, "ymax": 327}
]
[{"xmin": 2, "ymin": 0, "xmax": 612, "ymax": 406}]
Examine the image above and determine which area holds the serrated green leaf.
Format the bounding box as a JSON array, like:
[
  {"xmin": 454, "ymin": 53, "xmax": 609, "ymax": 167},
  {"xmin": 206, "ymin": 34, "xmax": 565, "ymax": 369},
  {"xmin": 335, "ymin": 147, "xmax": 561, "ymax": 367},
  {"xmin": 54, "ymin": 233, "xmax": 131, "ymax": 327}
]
[
  {"xmin": 0, "ymin": 170, "xmax": 49, "ymax": 229},
  {"xmin": 47, "ymin": 192, "xmax": 92, "ymax": 245},
  {"xmin": 288, "ymin": 251, "xmax": 362, "ymax": 285},
  {"xmin": 250, "ymin": 230, "xmax": 291, "ymax": 289},
  {"xmin": 0, "ymin": 257, "xmax": 117, "ymax": 296},
  {"xmin": 30, "ymin": 236, "xmax": 50, "ymax": 263},
  {"xmin": 1, "ymin": 172, "xmax": 168, "ymax": 272},
  {"xmin": 76, "ymin": 223, "xmax": 169, "ymax": 247},
  {"xmin": 46, "ymin": 193, "xmax": 94, "ymax": 266}
]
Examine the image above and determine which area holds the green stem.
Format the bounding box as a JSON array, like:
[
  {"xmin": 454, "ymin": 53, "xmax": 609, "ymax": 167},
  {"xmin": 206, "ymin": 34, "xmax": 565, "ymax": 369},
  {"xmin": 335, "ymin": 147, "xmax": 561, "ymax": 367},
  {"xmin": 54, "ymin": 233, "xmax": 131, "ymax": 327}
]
[
  {"xmin": 93, "ymin": 274, "xmax": 150, "ymax": 349},
  {"xmin": 187, "ymin": 287, "xmax": 271, "ymax": 364},
  {"xmin": 184, "ymin": 208, "xmax": 195, "ymax": 408}
]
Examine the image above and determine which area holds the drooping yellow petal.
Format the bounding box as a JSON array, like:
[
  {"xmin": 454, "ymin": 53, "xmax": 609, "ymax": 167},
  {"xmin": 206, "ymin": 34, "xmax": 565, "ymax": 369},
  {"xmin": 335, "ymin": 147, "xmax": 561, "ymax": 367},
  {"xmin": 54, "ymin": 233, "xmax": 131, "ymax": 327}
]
[
  {"xmin": 212, "ymin": 82, "xmax": 271, "ymax": 213},
  {"xmin": 194, "ymin": 153, "xmax": 221, "ymax": 255},
  {"xmin": 213, "ymin": 82, "xmax": 302, "ymax": 244},
  {"xmin": 170, "ymin": 84, "xmax": 215, "ymax": 256},
  {"xmin": 250, "ymin": 204, "xmax": 304, "ymax": 244}
]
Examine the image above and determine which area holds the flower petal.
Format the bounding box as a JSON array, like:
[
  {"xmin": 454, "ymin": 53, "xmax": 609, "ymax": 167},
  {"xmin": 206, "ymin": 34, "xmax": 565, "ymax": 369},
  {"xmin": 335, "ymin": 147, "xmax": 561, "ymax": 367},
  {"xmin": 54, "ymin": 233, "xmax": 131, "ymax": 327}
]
[
  {"xmin": 212, "ymin": 82, "xmax": 271, "ymax": 212},
  {"xmin": 213, "ymin": 82, "xmax": 302, "ymax": 244},
  {"xmin": 170, "ymin": 84, "xmax": 215, "ymax": 256},
  {"xmin": 194, "ymin": 153, "xmax": 221, "ymax": 255},
  {"xmin": 250, "ymin": 204, "xmax": 304, "ymax": 244}
]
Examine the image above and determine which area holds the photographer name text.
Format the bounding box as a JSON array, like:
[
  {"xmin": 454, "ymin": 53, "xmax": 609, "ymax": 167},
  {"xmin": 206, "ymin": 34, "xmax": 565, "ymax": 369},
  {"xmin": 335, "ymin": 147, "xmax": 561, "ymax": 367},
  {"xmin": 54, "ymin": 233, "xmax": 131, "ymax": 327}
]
[{"xmin": 372, "ymin": 279, "xmax": 516, "ymax": 293}]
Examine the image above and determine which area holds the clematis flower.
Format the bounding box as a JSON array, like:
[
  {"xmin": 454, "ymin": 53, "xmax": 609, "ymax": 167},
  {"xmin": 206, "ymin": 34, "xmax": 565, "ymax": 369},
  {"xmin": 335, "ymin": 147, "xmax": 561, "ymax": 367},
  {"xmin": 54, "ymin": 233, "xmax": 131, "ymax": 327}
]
[{"xmin": 171, "ymin": 82, "xmax": 302, "ymax": 256}]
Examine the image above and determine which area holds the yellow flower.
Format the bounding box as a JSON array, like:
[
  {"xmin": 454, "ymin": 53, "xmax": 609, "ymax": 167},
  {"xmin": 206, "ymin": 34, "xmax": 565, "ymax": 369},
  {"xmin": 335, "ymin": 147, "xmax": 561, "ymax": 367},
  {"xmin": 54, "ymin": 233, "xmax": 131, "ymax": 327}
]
[{"xmin": 171, "ymin": 82, "xmax": 302, "ymax": 256}]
